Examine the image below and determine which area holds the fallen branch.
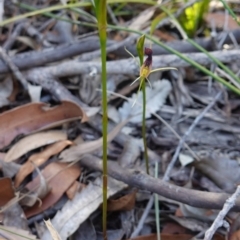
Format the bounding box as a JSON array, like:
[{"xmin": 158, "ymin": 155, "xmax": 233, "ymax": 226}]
[
  {"xmin": 80, "ymin": 154, "xmax": 240, "ymax": 211},
  {"xmin": 1, "ymin": 29, "xmax": 240, "ymax": 74},
  {"xmin": 25, "ymin": 49, "xmax": 240, "ymax": 82}
]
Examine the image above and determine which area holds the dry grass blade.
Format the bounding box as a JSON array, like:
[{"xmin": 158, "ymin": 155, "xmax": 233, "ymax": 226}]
[
  {"xmin": 0, "ymin": 225, "xmax": 39, "ymax": 240},
  {"xmin": 44, "ymin": 219, "xmax": 62, "ymax": 240}
]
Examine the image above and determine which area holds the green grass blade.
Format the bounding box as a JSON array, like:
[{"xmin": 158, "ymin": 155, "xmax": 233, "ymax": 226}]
[{"xmin": 219, "ymin": 0, "xmax": 240, "ymax": 26}]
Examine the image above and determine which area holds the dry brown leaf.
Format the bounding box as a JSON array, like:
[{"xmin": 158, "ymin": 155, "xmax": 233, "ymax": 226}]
[
  {"xmin": 0, "ymin": 101, "xmax": 87, "ymax": 149},
  {"xmin": 206, "ymin": 12, "xmax": 239, "ymax": 30},
  {"xmin": 44, "ymin": 219, "xmax": 62, "ymax": 240},
  {"xmin": 65, "ymin": 181, "xmax": 82, "ymax": 200},
  {"xmin": 14, "ymin": 140, "xmax": 73, "ymax": 187},
  {"xmin": 59, "ymin": 118, "xmax": 129, "ymax": 162},
  {"xmin": 230, "ymin": 230, "xmax": 240, "ymax": 240},
  {"xmin": 107, "ymin": 190, "xmax": 137, "ymax": 211},
  {"xmin": 24, "ymin": 162, "xmax": 81, "ymax": 218},
  {"xmin": 5, "ymin": 131, "xmax": 67, "ymax": 163},
  {"xmin": 0, "ymin": 178, "xmax": 15, "ymax": 207},
  {"xmin": 162, "ymin": 222, "xmax": 188, "ymax": 234}
]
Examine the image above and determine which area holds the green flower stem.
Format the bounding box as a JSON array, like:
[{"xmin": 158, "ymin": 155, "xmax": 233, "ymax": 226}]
[
  {"xmin": 94, "ymin": 0, "xmax": 108, "ymax": 239},
  {"xmin": 141, "ymin": 78, "xmax": 149, "ymax": 174},
  {"xmin": 154, "ymin": 161, "xmax": 160, "ymax": 240}
]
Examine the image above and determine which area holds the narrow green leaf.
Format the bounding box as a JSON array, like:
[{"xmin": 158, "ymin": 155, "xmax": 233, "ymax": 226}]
[
  {"xmin": 150, "ymin": 12, "xmax": 166, "ymax": 36},
  {"xmin": 136, "ymin": 35, "xmax": 145, "ymax": 65},
  {"xmin": 219, "ymin": 0, "xmax": 240, "ymax": 26}
]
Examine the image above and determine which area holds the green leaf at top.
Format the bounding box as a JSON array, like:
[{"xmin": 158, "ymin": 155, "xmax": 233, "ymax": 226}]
[{"xmin": 136, "ymin": 35, "xmax": 146, "ymax": 66}]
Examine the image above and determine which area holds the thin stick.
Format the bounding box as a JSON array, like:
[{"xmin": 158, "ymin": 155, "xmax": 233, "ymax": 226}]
[
  {"xmin": 204, "ymin": 185, "xmax": 240, "ymax": 240},
  {"xmin": 0, "ymin": 47, "xmax": 28, "ymax": 91},
  {"xmin": 163, "ymin": 91, "xmax": 222, "ymax": 181}
]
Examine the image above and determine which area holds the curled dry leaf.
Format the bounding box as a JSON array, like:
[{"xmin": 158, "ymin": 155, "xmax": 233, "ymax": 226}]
[
  {"xmin": 107, "ymin": 190, "xmax": 137, "ymax": 212},
  {"xmin": 14, "ymin": 140, "xmax": 73, "ymax": 187},
  {"xmin": 65, "ymin": 181, "xmax": 82, "ymax": 200},
  {"xmin": 5, "ymin": 131, "xmax": 67, "ymax": 162},
  {"xmin": 0, "ymin": 178, "xmax": 15, "ymax": 207},
  {"xmin": 24, "ymin": 162, "xmax": 81, "ymax": 218},
  {"xmin": 0, "ymin": 101, "xmax": 87, "ymax": 149}
]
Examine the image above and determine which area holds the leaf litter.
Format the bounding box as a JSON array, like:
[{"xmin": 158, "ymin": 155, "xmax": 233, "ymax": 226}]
[{"xmin": 2, "ymin": 1, "xmax": 240, "ymax": 239}]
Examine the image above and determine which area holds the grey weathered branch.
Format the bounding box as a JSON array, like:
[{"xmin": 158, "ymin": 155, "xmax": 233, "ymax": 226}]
[
  {"xmin": 80, "ymin": 154, "xmax": 240, "ymax": 211},
  {"xmin": 1, "ymin": 29, "xmax": 240, "ymax": 74},
  {"xmin": 25, "ymin": 49, "xmax": 240, "ymax": 82}
]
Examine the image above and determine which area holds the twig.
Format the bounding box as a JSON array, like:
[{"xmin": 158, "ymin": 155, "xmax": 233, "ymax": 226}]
[
  {"xmin": 163, "ymin": 91, "xmax": 222, "ymax": 181},
  {"xmin": 204, "ymin": 185, "xmax": 240, "ymax": 240},
  {"xmin": 130, "ymin": 196, "xmax": 154, "ymax": 238},
  {"xmin": 3, "ymin": 21, "xmax": 28, "ymax": 50},
  {"xmin": 80, "ymin": 154, "xmax": 240, "ymax": 211},
  {"xmin": 0, "ymin": 47, "xmax": 28, "ymax": 91}
]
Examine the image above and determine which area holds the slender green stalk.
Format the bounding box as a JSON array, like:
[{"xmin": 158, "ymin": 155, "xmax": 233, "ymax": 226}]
[
  {"xmin": 141, "ymin": 78, "xmax": 149, "ymax": 174},
  {"xmin": 154, "ymin": 162, "xmax": 160, "ymax": 240},
  {"xmin": 93, "ymin": 1, "xmax": 108, "ymax": 239}
]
